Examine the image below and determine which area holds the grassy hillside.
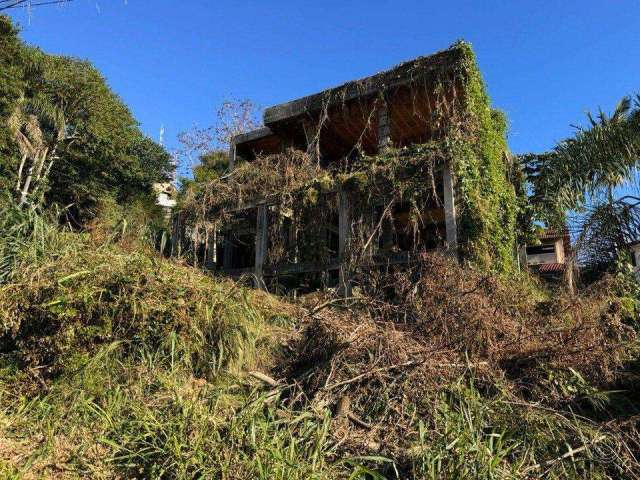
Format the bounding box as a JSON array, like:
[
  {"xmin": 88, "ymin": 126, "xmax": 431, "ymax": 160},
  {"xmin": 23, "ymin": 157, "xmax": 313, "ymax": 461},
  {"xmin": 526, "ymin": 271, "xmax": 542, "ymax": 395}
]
[{"xmin": 1, "ymin": 206, "xmax": 640, "ymax": 479}]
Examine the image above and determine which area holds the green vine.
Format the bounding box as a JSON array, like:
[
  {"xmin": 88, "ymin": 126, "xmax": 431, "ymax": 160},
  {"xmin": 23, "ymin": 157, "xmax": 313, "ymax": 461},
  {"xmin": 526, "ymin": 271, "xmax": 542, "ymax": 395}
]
[
  {"xmin": 179, "ymin": 41, "xmax": 521, "ymax": 274},
  {"xmin": 448, "ymin": 41, "xmax": 519, "ymax": 272}
]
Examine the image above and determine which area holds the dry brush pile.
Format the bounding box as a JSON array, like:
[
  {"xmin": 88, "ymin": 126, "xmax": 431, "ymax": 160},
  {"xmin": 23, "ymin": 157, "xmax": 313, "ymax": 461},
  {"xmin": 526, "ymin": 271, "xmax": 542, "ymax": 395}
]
[
  {"xmin": 261, "ymin": 254, "xmax": 640, "ymax": 477},
  {"xmin": 2, "ymin": 205, "xmax": 640, "ymax": 478}
]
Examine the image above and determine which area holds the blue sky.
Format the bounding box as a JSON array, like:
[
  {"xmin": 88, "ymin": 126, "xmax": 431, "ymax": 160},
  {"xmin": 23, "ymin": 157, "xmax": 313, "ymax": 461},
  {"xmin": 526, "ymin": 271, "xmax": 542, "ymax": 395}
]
[{"xmin": 7, "ymin": 0, "xmax": 640, "ymax": 158}]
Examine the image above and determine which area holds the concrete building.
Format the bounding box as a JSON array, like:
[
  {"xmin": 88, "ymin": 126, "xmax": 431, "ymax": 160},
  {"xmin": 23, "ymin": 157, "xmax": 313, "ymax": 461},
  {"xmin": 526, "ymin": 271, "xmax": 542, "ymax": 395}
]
[
  {"xmin": 522, "ymin": 229, "xmax": 573, "ymax": 286},
  {"xmin": 174, "ymin": 43, "xmax": 517, "ymax": 293}
]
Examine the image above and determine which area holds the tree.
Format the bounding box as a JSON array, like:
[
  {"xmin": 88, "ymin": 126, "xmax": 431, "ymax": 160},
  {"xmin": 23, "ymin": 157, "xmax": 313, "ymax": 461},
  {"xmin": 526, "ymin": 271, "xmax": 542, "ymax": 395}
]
[
  {"xmin": 176, "ymin": 99, "xmax": 260, "ymax": 181},
  {"xmin": 523, "ymin": 95, "xmax": 640, "ymax": 276},
  {"xmin": 0, "ymin": 15, "xmax": 174, "ymax": 223},
  {"xmin": 0, "ymin": 15, "xmax": 26, "ymax": 188},
  {"xmin": 193, "ymin": 150, "xmax": 228, "ymax": 183}
]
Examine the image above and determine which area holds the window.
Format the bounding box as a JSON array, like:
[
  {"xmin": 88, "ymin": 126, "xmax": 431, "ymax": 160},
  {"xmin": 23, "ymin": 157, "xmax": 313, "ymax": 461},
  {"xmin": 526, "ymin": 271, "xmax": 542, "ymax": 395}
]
[{"xmin": 526, "ymin": 244, "xmax": 556, "ymax": 256}]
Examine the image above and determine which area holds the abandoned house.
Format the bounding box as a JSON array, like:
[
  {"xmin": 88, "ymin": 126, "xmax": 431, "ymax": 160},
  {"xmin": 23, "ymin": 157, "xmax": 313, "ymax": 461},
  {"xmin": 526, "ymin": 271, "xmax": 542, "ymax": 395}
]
[{"xmin": 173, "ymin": 41, "xmax": 520, "ymax": 293}]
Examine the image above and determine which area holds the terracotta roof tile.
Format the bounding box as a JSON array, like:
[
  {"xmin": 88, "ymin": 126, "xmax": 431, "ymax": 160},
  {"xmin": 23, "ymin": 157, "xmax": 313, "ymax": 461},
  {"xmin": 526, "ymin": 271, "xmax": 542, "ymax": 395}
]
[{"xmin": 533, "ymin": 263, "xmax": 566, "ymax": 273}]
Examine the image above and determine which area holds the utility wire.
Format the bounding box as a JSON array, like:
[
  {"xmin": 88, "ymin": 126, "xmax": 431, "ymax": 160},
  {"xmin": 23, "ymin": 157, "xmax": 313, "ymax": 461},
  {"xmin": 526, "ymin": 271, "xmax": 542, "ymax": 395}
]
[{"xmin": 0, "ymin": 0, "xmax": 73, "ymax": 11}]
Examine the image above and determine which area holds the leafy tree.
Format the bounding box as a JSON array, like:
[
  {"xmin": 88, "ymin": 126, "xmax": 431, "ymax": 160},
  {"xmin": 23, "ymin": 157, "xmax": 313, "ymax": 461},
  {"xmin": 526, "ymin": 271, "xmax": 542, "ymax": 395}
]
[
  {"xmin": 0, "ymin": 15, "xmax": 26, "ymax": 188},
  {"xmin": 128, "ymin": 133, "xmax": 174, "ymax": 187},
  {"xmin": 0, "ymin": 15, "xmax": 173, "ymax": 224},
  {"xmin": 193, "ymin": 150, "xmax": 228, "ymax": 182}
]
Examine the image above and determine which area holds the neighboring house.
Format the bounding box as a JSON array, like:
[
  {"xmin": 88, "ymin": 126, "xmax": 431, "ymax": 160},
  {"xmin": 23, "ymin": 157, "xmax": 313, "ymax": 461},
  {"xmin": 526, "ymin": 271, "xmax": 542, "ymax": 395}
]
[
  {"xmin": 522, "ymin": 229, "xmax": 573, "ymax": 286},
  {"xmin": 153, "ymin": 183, "xmax": 177, "ymax": 220},
  {"xmin": 154, "ymin": 182, "xmax": 177, "ymax": 209},
  {"xmin": 628, "ymin": 241, "xmax": 640, "ymax": 279}
]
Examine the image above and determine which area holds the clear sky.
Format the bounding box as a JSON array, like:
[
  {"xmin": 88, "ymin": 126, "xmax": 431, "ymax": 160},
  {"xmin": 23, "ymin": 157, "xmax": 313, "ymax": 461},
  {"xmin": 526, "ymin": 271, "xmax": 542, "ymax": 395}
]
[{"xmin": 6, "ymin": 0, "xmax": 640, "ymax": 157}]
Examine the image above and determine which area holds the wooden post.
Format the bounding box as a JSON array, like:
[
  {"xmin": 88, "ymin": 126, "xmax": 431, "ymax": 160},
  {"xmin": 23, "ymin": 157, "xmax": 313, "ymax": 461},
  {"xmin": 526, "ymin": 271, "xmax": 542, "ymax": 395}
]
[
  {"xmin": 443, "ymin": 162, "xmax": 458, "ymax": 252},
  {"xmin": 288, "ymin": 216, "xmax": 299, "ymax": 264},
  {"xmin": 338, "ymin": 189, "xmax": 352, "ymax": 297},
  {"xmin": 566, "ymin": 258, "xmax": 575, "ymax": 295},
  {"xmin": 377, "ymin": 103, "xmax": 391, "ymax": 151},
  {"xmin": 254, "ymin": 204, "xmax": 268, "ymax": 290}
]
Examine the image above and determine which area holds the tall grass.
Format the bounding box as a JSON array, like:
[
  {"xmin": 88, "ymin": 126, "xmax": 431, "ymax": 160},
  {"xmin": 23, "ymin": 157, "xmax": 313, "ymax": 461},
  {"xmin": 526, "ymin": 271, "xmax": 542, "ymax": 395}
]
[
  {"xmin": 0, "ymin": 199, "xmax": 62, "ymax": 284},
  {"xmin": 0, "ymin": 341, "xmax": 339, "ymax": 479},
  {"xmin": 407, "ymin": 376, "xmax": 618, "ymax": 479},
  {"xmin": 1, "ymin": 203, "xmax": 639, "ymax": 478},
  {"xmin": 0, "ymin": 202, "xmax": 346, "ymax": 478}
]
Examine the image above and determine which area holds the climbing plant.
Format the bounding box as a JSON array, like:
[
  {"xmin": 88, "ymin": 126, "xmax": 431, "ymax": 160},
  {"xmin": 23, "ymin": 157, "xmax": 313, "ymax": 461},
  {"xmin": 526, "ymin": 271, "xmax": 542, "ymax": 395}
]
[{"xmin": 178, "ymin": 41, "xmax": 520, "ymax": 275}]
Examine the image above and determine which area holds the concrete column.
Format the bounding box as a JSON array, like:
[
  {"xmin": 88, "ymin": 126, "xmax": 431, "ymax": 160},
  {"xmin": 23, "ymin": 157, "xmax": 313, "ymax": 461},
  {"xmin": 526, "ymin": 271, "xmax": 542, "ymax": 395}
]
[
  {"xmin": 338, "ymin": 189, "xmax": 352, "ymax": 297},
  {"xmin": 443, "ymin": 162, "xmax": 458, "ymax": 252},
  {"xmin": 205, "ymin": 229, "xmax": 217, "ymax": 269},
  {"xmin": 228, "ymin": 140, "xmax": 237, "ymax": 170},
  {"xmin": 223, "ymin": 232, "xmax": 233, "ymax": 270},
  {"xmin": 254, "ymin": 204, "xmax": 268, "ymax": 290},
  {"xmin": 377, "ymin": 103, "xmax": 391, "ymax": 151}
]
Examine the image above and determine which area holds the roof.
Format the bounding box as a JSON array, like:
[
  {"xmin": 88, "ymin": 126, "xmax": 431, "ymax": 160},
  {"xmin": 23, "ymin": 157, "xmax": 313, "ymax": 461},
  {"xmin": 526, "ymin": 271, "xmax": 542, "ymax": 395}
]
[
  {"xmin": 232, "ymin": 126, "xmax": 275, "ymax": 145},
  {"xmin": 538, "ymin": 228, "xmax": 570, "ymax": 240},
  {"xmin": 533, "ymin": 263, "xmax": 566, "ymax": 273},
  {"xmin": 262, "ymin": 43, "xmax": 467, "ymax": 125}
]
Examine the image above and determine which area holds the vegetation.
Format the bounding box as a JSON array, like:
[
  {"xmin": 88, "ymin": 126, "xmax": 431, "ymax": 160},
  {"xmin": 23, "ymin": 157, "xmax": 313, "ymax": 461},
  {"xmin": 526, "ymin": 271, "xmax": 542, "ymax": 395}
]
[
  {"xmin": 0, "ymin": 203, "xmax": 333, "ymax": 478},
  {"xmin": 2, "ymin": 13, "xmax": 640, "ymax": 480},
  {"xmin": 522, "ymin": 95, "xmax": 640, "ymax": 278},
  {"xmin": 0, "ymin": 15, "xmax": 173, "ymax": 224},
  {"xmin": 1, "ymin": 200, "xmax": 640, "ymax": 478}
]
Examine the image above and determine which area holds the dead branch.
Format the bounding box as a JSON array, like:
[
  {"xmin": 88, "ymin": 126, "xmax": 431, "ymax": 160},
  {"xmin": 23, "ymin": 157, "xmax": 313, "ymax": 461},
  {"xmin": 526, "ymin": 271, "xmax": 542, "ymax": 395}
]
[
  {"xmin": 525, "ymin": 436, "xmax": 607, "ymax": 473},
  {"xmin": 248, "ymin": 370, "xmax": 279, "ymax": 387}
]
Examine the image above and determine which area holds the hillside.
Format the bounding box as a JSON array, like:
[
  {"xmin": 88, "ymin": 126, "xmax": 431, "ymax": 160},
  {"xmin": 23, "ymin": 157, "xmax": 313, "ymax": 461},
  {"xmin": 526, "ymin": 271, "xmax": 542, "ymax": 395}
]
[{"xmin": 1, "ymin": 207, "xmax": 640, "ymax": 479}]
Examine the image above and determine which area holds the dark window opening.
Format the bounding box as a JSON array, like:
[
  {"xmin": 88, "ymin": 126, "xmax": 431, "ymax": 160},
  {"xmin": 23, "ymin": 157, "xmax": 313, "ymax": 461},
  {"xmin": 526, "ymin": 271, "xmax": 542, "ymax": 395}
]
[
  {"xmin": 230, "ymin": 232, "xmax": 255, "ymax": 269},
  {"xmin": 215, "ymin": 236, "xmax": 225, "ymax": 268},
  {"xmin": 376, "ymin": 201, "xmax": 445, "ymax": 253},
  {"xmin": 526, "ymin": 244, "xmax": 555, "ymax": 256}
]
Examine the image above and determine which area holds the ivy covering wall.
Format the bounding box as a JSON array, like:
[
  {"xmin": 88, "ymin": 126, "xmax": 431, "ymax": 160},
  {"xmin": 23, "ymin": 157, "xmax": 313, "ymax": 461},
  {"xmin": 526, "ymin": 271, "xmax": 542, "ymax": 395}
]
[
  {"xmin": 449, "ymin": 42, "xmax": 520, "ymax": 272},
  {"xmin": 178, "ymin": 41, "xmax": 521, "ymax": 275}
]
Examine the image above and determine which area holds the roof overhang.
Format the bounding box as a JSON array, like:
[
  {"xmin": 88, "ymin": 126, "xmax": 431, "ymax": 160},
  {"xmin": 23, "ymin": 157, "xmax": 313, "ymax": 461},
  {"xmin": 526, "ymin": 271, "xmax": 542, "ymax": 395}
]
[
  {"xmin": 263, "ymin": 45, "xmax": 464, "ymax": 125},
  {"xmin": 232, "ymin": 126, "xmax": 275, "ymax": 145}
]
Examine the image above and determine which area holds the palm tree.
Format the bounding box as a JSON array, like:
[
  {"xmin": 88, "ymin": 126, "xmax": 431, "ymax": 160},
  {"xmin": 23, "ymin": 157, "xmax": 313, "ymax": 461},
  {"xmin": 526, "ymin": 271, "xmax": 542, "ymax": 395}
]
[
  {"xmin": 523, "ymin": 95, "xmax": 640, "ymax": 276},
  {"xmin": 8, "ymin": 95, "xmax": 66, "ymax": 207}
]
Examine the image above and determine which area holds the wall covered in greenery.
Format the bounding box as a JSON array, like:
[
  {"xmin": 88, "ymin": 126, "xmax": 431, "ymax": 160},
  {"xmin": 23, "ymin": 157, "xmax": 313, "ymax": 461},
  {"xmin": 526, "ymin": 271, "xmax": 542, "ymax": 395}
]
[{"xmin": 449, "ymin": 41, "xmax": 519, "ymax": 272}]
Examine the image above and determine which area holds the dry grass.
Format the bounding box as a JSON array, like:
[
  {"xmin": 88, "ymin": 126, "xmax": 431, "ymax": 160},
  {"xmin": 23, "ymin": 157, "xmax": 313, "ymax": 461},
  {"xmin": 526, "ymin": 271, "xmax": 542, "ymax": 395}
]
[
  {"xmin": 2, "ymin": 208, "xmax": 640, "ymax": 478},
  {"xmin": 272, "ymin": 254, "xmax": 640, "ymax": 477}
]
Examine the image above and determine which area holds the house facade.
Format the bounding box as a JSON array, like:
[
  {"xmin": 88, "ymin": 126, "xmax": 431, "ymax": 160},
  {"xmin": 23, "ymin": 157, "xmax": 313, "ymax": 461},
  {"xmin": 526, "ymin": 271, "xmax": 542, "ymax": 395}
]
[
  {"xmin": 520, "ymin": 229, "xmax": 573, "ymax": 288},
  {"xmin": 174, "ymin": 42, "xmax": 519, "ymax": 293}
]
